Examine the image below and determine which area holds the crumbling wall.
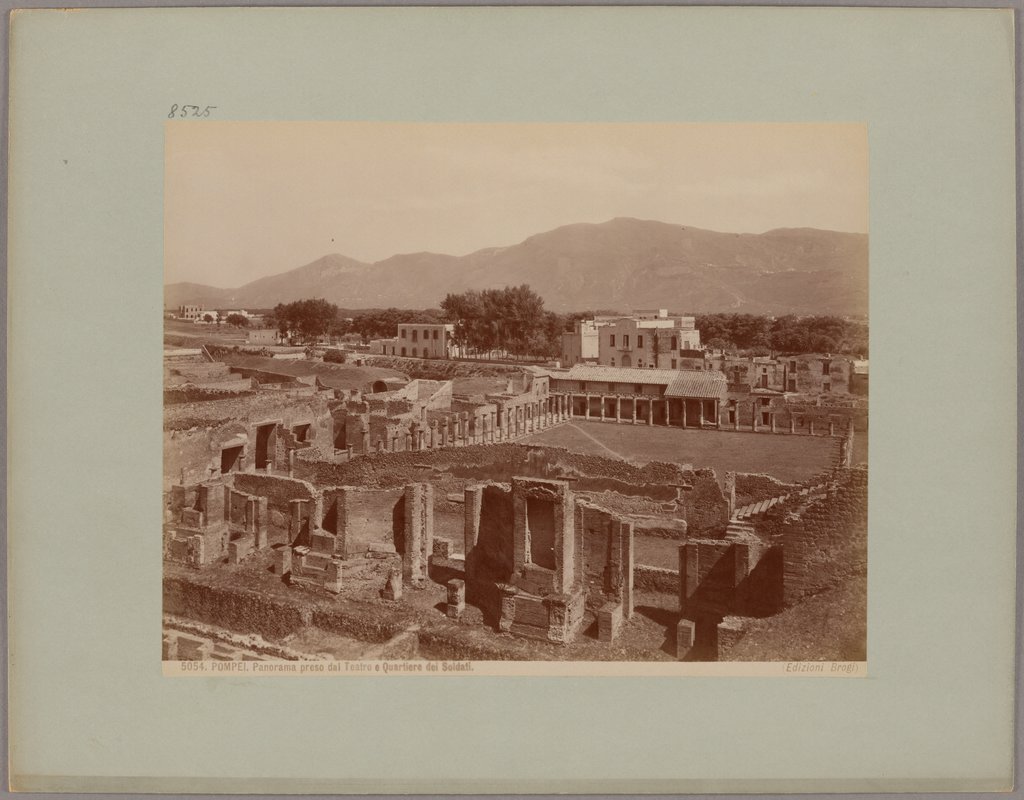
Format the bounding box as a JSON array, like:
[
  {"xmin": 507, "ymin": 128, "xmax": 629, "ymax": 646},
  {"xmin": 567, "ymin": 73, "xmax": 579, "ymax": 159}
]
[
  {"xmin": 577, "ymin": 502, "xmax": 634, "ymax": 617},
  {"xmin": 734, "ymin": 473, "xmax": 799, "ymax": 509},
  {"xmin": 463, "ymin": 484, "xmax": 515, "ymax": 623},
  {"xmin": 321, "ymin": 486, "xmax": 405, "ymax": 557},
  {"xmin": 231, "ymin": 473, "xmax": 316, "ymax": 545},
  {"xmin": 677, "ymin": 469, "xmax": 730, "ymax": 534},
  {"xmin": 679, "ymin": 539, "xmax": 783, "ymax": 620},
  {"xmin": 782, "ymin": 466, "xmax": 868, "ymax": 605}
]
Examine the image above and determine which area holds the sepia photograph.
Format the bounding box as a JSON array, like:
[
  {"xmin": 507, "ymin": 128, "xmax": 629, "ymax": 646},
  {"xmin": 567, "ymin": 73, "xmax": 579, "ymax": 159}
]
[{"xmin": 162, "ymin": 121, "xmax": 869, "ymax": 669}]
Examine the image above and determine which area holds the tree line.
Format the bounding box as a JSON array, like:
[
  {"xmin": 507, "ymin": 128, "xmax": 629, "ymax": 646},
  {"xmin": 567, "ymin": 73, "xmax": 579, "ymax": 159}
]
[
  {"xmin": 696, "ymin": 313, "xmax": 868, "ymax": 356},
  {"xmin": 263, "ymin": 296, "xmax": 867, "ymax": 357}
]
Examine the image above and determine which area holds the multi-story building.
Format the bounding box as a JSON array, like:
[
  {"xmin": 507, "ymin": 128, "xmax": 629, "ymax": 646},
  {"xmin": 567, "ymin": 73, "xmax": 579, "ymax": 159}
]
[
  {"xmin": 560, "ymin": 319, "xmax": 602, "ymax": 366},
  {"xmin": 394, "ymin": 323, "xmax": 456, "ymax": 359},
  {"xmin": 178, "ymin": 304, "xmax": 204, "ymax": 321},
  {"xmin": 595, "ymin": 310, "xmax": 702, "ymax": 370}
]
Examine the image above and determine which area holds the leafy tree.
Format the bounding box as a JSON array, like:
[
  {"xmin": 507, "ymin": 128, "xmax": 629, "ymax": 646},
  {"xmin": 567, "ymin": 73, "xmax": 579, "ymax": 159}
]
[
  {"xmin": 202, "ymin": 313, "xmax": 215, "ymax": 323},
  {"xmin": 273, "ymin": 299, "xmax": 339, "ymax": 342},
  {"xmin": 225, "ymin": 313, "xmax": 249, "ymax": 328}
]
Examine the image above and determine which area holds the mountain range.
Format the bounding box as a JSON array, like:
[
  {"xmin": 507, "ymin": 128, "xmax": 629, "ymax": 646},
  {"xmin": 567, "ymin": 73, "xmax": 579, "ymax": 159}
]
[{"xmin": 165, "ymin": 217, "xmax": 868, "ymax": 316}]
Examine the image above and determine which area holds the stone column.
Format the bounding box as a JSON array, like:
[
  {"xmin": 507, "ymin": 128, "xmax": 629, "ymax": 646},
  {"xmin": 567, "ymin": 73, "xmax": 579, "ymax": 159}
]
[
  {"xmin": 585, "ymin": 395, "xmax": 591, "ymax": 420},
  {"xmin": 665, "ymin": 399, "xmax": 672, "ymax": 426},
  {"xmin": 829, "ymin": 419, "xmax": 835, "ymax": 436},
  {"xmin": 734, "ymin": 408, "xmax": 740, "ymax": 431},
  {"xmin": 682, "ymin": 399, "xmax": 687, "ymax": 429},
  {"xmin": 809, "ymin": 418, "xmax": 815, "ymax": 435},
  {"xmin": 600, "ymin": 396, "xmax": 606, "ymax": 421},
  {"xmin": 464, "ymin": 485, "xmax": 483, "ymax": 561},
  {"xmin": 752, "ymin": 403, "xmax": 758, "ymax": 432},
  {"xmin": 631, "ymin": 398, "xmax": 637, "ymax": 424},
  {"xmin": 698, "ymin": 400, "xmax": 704, "ymax": 427},
  {"xmin": 790, "ymin": 416, "xmax": 796, "ymax": 434},
  {"xmin": 770, "ymin": 414, "xmax": 776, "ymax": 433},
  {"xmin": 647, "ymin": 399, "xmax": 654, "ymax": 425},
  {"xmin": 615, "ymin": 397, "xmax": 621, "ymax": 423}
]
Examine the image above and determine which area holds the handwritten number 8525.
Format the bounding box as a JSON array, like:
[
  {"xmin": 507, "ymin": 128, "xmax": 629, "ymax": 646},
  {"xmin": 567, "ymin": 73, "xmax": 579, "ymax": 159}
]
[{"xmin": 168, "ymin": 104, "xmax": 217, "ymax": 119}]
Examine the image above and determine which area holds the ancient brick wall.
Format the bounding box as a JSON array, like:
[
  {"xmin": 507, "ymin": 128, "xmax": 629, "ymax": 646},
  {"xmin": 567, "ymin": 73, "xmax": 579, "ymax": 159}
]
[
  {"xmin": 782, "ymin": 466, "xmax": 868, "ymax": 606},
  {"xmin": 678, "ymin": 469, "xmax": 730, "ymax": 534},
  {"xmin": 633, "ymin": 565, "xmax": 679, "ymax": 594},
  {"xmin": 231, "ymin": 473, "xmax": 317, "ymax": 544},
  {"xmin": 734, "ymin": 473, "xmax": 799, "ymax": 509},
  {"xmin": 680, "ymin": 540, "xmax": 782, "ymax": 619},
  {"xmin": 577, "ymin": 502, "xmax": 634, "ymax": 615},
  {"xmin": 321, "ymin": 486, "xmax": 405, "ymax": 557}
]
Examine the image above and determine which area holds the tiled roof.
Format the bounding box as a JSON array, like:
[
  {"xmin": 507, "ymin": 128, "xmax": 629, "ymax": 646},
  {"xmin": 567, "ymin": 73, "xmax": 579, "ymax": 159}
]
[
  {"xmin": 664, "ymin": 371, "xmax": 727, "ymax": 399},
  {"xmin": 561, "ymin": 365, "xmax": 681, "ymax": 385},
  {"xmin": 552, "ymin": 364, "xmax": 727, "ymax": 399}
]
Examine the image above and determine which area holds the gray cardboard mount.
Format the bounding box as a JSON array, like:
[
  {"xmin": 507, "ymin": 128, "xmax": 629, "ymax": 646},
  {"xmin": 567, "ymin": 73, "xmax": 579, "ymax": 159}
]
[{"xmin": 4, "ymin": 3, "xmax": 1019, "ymax": 795}]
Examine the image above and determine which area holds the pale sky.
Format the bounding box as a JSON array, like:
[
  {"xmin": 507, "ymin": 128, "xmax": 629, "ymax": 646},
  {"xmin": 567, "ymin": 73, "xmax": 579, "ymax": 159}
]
[{"xmin": 165, "ymin": 122, "xmax": 868, "ymax": 288}]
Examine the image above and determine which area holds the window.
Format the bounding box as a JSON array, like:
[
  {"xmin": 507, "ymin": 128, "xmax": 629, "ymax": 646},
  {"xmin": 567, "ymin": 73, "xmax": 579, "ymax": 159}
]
[
  {"xmin": 411, "ymin": 330, "xmax": 418, "ymax": 342},
  {"xmin": 762, "ymin": 411, "xmax": 770, "ymax": 425},
  {"xmin": 822, "ymin": 360, "xmax": 831, "ymax": 375},
  {"xmin": 423, "ymin": 329, "xmax": 429, "ymax": 339},
  {"xmin": 728, "ymin": 409, "xmax": 736, "ymax": 424},
  {"xmin": 671, "ymin": 359, "xmax": 677, "ymax": 369},
  {"xmin": 609, "ymin": 334, "xmax": 616, "ymax": 347},
  {"xmin": 671, "ymin": 336, "xmax": 677, "ymax": 350},
  {"xmin": 411, "ymin": 347, "xmax": 417, "ymax": 357},
  {"xmin": 623, "ymin": 335, "xmax": 630, "ymax": 348},
  {"xmin": 401, "ymin": 347, "xmax": 406, "ymax": 356},
  {"xmin": 790, "ymin": 360, "xmax": 797, "ymax": 371},
  {"xmin": 788, "ymin": 378, "xmax": 796, "ymax": 392},
  {"xmin": 683, "ymin": 340, "xmax": 690, "ymax": 349},
  {"xmin": 433, "ymin": 330, "xmax": 439, "ymax": 340},
  {"xmin": 823, "ymin": 381, "xmax": 831, "ymax": 393},
  {"xmin": 637, "ymin": 335, "xmax": 644, "ymax": 348},
  {"xmin": 761, "ymin": 398, "xmax": 770, "ymax": 406}
]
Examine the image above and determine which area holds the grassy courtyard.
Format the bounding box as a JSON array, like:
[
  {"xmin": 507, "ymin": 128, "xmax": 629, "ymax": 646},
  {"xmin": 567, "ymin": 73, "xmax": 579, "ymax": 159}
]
[{"xmin": 521, "ymin": 420, "xmax": 838, "ymax": 484}]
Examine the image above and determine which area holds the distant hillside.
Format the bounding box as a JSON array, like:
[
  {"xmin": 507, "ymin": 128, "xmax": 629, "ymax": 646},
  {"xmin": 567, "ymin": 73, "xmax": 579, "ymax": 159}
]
[{"xmin": 165, "ymin": 218, "xmax": 868, "ymax": 315}]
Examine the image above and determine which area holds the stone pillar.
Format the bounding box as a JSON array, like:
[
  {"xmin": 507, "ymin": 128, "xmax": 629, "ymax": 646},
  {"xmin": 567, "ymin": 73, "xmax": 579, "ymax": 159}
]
[
  {"xmin": 790, "ymin": 416, "xmax": 796, "ymax": 434},
  {"xmin": 631, "ymin": 398, "xmax": 638, "ymax": 424},
  {"xmin": 665, "ymin": 399, "xmax": 671, "ymax": 426},
  {"xmin": 346, "ymin": 444, "xmax": 354, "ymax": 460},
  {"xmin": 585, "ymin": 395, "xmax": 591, "ymax": 420},
  {"xmin": 464, "ymin": 485, "xmax": 483, "ymax": 560},
  {"xmin": 752, "ymin": 404, "xmax": 758, "ymax": 432},
  {"xmin": 498, "ymin": 584, "xmax": 516, "ymax": 632},
  {"xmin": 324, "ymin": 559, "xmax": 343, "ymax": 594},
  {"xmin": 679, "ymin": 542, "xmax": 700, "ymax": 616},
  {"xmin": 430, "ymin": 420, "xmax": 439, "ymax": 449},
  {"xmin": 615, "ymin": 396, "xmax": 621, "ymax": 423},
  {"xmin": 360, "ymin": 426, "xmax": 370, "ymax": 454},
  {"xmin": 734, "ymin": 408, "xmax": 740, "ymax": 431},
  {"xmin": 682, "ymin": 399, "xmax": 687, "ymax": 429},
  {"xmin": 829, "ymin": 419, "xmax": 835, "ymax": 436},
  {"xmin": 274, "ymin": 545, "xmax": 292, "ymax": 575},
  {"xmin": 809, "ymin": 418, "xmax": 815, "ymax": 435},
  {"xmin": 698, "ymin": 400, "xmax": 704, "ymax": 427},
  {"xmin": 599, "ymin": 396, "xmax": 606, "ymax": 421},
  {"xmin": 770, "ymin": 414, "xmax": 776, "ymax": 433},
  {"xmin": 446, "ymin": 579, "xmax": 466, "ymax": 619},
  {"xmin": 391, "ymin": 435, "xmax": 399, "ymax": 451},
  {"xmin": 647, "ymin": 399, "xmax": 654, "ymax": 426},
  {"xmin": 724, "ymin": 472, "xmax": 736, "ymax": 519},
  {"xmin": 715, "ymin": 399, "xmax": 722, "ymax": 429},
  {"xmin": 402, "ymin": 483, "xmax": 433, "ymax": 582},
  {"xmin": 676, "ymin": 618, "xmax": 696, "ymax": 660}
]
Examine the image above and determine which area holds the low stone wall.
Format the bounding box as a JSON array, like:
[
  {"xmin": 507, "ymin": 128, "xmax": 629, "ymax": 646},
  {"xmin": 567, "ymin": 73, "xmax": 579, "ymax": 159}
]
[{"xmin": 633, "ymin": 564, "xmax": 679, "ymax": 594}]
